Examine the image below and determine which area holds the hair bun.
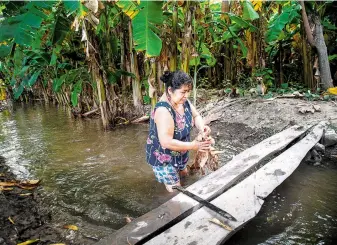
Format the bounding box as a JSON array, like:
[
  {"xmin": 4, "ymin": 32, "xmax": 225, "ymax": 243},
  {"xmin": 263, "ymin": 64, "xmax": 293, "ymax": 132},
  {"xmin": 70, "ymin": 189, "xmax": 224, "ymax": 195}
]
[{"xmin": 160, "ymin": 71, "xmax": 173, "ymax": 84}]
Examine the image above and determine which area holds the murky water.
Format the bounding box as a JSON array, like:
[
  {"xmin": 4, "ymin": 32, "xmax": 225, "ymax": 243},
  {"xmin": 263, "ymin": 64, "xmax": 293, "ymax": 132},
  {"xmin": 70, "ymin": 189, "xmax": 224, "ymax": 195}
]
[
  {"xmin": 0, "ymin": 103, "xmax": 173, "ymax": 239},
  {"xmin": 226, "ymin": 163, "xmax": 337, "ymax": 245},
  {"xmin": 1, "ymin": 103, "xmax": 336, "ymax": 244}
]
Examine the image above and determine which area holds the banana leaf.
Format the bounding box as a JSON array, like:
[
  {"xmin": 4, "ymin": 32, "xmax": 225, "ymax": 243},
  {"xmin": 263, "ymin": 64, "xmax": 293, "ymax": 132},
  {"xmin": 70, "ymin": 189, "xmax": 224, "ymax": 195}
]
[
  {"xmin": 132, "ymin": 1, "xmax": 164, "ymax": 57},
  {"xmin": 242, "ymin": 0, "xmax": 259, "ymax": 21},
  {"xmin": 266, "ymin": 3, "xmax": 301, "ymax": 43}
]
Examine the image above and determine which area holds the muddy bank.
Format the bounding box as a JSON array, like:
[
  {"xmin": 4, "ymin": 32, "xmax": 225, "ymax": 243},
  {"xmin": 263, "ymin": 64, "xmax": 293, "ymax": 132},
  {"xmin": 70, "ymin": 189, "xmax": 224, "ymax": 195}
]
[
  {"xmin": 198, "ymin": 93, "xmax": 337, "ymax": 131},
  {"xmin": 0, "ymin": 156, "xmax": 80, "ymax": 245}
]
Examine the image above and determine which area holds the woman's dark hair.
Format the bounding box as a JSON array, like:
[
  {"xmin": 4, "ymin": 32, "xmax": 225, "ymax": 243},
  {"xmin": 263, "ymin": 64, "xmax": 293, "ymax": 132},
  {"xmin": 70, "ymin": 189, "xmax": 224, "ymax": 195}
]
[{"xmin": 160, "ymin": 70, "xmax": 192, "ymax": 93}]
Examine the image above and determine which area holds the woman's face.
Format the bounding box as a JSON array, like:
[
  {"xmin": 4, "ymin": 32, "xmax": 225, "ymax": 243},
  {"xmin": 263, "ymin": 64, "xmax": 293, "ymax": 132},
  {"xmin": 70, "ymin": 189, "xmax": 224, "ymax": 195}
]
[{"xmin": 169, "ymin": 84, "xmax": 191, "ymax": 105}]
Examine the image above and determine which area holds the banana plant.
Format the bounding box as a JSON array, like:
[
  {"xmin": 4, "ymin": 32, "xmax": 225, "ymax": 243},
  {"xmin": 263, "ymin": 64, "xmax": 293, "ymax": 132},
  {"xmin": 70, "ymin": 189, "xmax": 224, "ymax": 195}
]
[
  {"xmin": 117, "ymin": 0, "xmax": 164, "ymax": 57},
  {"xmin": 266, "ymin": 1, "xmax": 301, "ymax": 43}
]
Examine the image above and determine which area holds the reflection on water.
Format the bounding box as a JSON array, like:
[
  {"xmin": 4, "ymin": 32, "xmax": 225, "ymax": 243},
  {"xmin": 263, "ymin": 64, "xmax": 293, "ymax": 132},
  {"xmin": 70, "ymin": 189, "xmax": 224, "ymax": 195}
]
[
  {"xmin": 1, "ymin": 103, "xmax": 337, "ymax": 244},
  {"xmin": 0, "ymin": 103, "xmax": 173, "ymax": 238}
]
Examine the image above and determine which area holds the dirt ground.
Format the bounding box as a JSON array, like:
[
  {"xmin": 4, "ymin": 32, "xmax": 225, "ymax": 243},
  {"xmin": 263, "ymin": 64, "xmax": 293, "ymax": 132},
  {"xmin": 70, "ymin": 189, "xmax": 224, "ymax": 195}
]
[
  {"xmin": 0, "ymin": 156, "xmax": 81, "ymax": 245},
  {"xmin": 1, "ymin": 95, "xmax": 336, "ymax": 244}
]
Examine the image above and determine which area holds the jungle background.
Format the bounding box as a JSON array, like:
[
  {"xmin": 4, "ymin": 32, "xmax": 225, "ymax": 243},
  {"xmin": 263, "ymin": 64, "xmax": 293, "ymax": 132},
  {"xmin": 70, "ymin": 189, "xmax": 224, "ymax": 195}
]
[{"xmin": 0, "ymin": 0, "xmax": 337, "ymax": 129}]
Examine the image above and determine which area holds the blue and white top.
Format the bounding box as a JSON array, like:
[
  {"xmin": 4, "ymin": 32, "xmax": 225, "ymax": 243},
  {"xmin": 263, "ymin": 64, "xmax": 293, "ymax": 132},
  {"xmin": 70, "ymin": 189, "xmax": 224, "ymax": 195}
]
[{"xmin": 146, "ymin": 101, "xmax": 194, "ymax": 170}]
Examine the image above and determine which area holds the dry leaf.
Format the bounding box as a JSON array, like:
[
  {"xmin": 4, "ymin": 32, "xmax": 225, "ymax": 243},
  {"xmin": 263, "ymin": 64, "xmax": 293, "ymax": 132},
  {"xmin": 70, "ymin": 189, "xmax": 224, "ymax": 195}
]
[
  {"xmin": 8, "ymin": 217, "xmax": 15, "ymax": 224},
  {"xmin": 21, "ymin": 180, "xmax": 40, "ymax": 185},
  {"xmin": 16, "ymin": 185, "xmax": 36, "ymax": 190},
  {"xmin": 0, "ymin": 182, "xmax": 16, "ymax": 186},
  {"xmin": 19, "ymin": 193, "xmax": 32, "ymax": 196},
  {"xmin": 125, "ymin": 216, "xmax": 132, "ymax": 223},
  {"xmin": 0, "ymin": 186, "xmax": 13, "ymax": 191},
  {"xmin": 64, "ymin": 224, "xmax": 78, "ymax": 231},
  {"xmin": 209, "ymin": 218, "xmax": 233, "ymax": 231},
  {"xmin": 17, "ymin": 239, "xmax": 39, "ymax": 245}
]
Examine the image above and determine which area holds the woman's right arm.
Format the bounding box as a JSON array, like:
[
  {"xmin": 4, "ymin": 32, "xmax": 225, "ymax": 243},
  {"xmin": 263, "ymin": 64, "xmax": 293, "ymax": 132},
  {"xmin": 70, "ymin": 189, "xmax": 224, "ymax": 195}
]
[{"xmin": 155, "ymin": 107, "xmax": 210, "ymax": 152}]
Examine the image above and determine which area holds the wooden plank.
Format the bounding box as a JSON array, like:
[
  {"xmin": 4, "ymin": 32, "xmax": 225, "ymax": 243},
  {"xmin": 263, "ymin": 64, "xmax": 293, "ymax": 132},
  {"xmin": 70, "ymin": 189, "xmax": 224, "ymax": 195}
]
[
  {"xmin": 95, "ymin": 125, "xmax": 308, "ymax": 245},
  {"xmin": 145, "ymin": 122, "xmax": 327, "ymax": 245}
]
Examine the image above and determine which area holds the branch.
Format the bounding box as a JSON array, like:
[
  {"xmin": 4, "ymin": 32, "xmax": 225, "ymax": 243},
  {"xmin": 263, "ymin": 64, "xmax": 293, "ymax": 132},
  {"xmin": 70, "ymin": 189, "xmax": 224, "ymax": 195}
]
[
  {"xmin": 300, "ymin": 1, "xmax": 315, "ymax": 47},
  {"xmin": 82, "ymin": 108, "xmax": 99, "ymax": 117}
]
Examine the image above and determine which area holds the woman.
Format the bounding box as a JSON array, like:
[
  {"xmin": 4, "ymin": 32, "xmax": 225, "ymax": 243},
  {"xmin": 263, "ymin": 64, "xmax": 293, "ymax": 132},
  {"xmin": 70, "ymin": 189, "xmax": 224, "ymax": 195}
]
[{"xmin": 146, "ymin": 70, "xmax": 211, "ymax": 192}]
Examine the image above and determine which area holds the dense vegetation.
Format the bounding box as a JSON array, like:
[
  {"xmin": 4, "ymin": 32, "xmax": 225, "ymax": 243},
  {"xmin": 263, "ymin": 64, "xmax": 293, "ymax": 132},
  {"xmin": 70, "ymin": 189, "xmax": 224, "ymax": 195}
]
[{"xmin": 0, "ymin": 0, "xmax": 336, "ymax": 129}]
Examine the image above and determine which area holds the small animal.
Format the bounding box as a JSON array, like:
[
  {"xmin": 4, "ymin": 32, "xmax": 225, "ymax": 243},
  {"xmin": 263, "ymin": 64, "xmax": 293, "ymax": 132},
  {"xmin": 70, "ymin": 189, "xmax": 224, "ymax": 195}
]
[
  {"xmin": 190, "ymin": 128, "xmax": 224, "ymax": 175},
  {"xmin": 256, "ymin": 76, "xmax": 266, "ymax": 95}
]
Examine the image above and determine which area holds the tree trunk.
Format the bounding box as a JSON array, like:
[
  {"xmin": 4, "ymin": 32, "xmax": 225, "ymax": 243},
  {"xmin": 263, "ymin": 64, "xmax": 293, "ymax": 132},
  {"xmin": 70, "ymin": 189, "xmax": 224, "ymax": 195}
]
[
  {"xmin": 148, "ymin": 58, "xmax": 157, "ymax": 109},
  {"xmin": 314, "ymin": 17, "xmax": 333, "ymax": 90},
  {"xmin": 129, "ymin": 19, "xmax": 143, "ymax": 114},
  {"xmin": 170, "ymin": 0, "xmax": 178, "ymax": 71},
  {"xmin": 300, "ymin": 1, "xmax": 333, "ymax": 90},
  {"xmin": 181, "ymin": 1, "xmax": 194, "ymax": 73},
  {"xmin": 93, "ymin": 64, "xmax": 109, "ymax": 129},
  {"xmin": 222, "ymin": 1, "xmax": 231, "ymax": 83},
  {"xmin": 279, "ymin": 41, "xmax": 284, "ymax": 86},
  {"xmin": 301, "ymin": 23, "xmax": 314, "ymax": 88}
]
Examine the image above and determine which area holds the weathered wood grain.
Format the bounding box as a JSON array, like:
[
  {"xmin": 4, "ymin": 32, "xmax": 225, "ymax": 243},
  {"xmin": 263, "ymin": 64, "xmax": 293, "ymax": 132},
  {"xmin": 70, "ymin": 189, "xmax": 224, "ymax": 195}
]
[
  {"xmin": 96, "ymin": 125, "xmax": 308, "ymax": 245},
  {"xmin": 145, "ymin": 122, "xmax": 327, "ymax": 245}
]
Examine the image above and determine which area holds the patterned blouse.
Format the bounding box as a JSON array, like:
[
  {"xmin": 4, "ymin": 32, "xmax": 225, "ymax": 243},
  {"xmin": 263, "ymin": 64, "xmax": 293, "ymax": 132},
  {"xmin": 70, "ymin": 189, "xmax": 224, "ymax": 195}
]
[{"xmin": 146, "ymin": 101, "xmax": 194, "ymax": 169}]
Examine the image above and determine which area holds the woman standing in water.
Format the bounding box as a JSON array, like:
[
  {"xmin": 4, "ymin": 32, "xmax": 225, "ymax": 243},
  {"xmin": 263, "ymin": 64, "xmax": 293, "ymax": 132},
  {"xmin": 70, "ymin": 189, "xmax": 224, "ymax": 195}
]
[{"xmin": 146, "ymin": 70, "xmax": 211, "ymax": 192}]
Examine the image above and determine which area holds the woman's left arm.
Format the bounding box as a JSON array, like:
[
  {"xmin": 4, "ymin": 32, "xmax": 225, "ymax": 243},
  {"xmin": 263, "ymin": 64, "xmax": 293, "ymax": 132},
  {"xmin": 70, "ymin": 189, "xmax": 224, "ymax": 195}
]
[{"xmin": 189, "ymin": 101, "xmax": 210, "ymax": 133}]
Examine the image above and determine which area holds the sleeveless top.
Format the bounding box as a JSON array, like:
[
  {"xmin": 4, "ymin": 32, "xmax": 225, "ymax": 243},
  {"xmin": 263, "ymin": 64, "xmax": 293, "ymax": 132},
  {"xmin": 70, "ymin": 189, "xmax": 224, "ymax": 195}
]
[{"xmin": 146, "ymin": 100, "xmax": 194, "ymax": 169}]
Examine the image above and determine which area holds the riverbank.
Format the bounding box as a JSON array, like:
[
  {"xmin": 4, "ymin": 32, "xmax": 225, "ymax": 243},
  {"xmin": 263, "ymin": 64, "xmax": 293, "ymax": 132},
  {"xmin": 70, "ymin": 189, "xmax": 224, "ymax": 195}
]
[
  {"xmin": 0, "ymin": 95, "xmax": 336, "ymax": 244},
  {"xmin": 0, "ymin": 156, "xmax": 76, "ymax": 245}
]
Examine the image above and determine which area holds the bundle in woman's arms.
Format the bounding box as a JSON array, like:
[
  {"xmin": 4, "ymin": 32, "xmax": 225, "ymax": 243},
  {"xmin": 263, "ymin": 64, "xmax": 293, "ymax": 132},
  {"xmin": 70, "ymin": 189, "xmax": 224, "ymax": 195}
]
[{"xmin": 190, "ymin": 127, "xmax": 224, "ymax": 175}]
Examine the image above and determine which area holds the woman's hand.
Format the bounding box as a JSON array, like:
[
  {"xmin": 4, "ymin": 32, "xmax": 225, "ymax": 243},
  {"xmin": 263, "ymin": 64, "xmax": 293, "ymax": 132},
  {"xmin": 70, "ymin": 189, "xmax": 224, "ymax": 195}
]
[{"xmin": 191, "ymin": 140, "xmax": 212, "ymax": 152}]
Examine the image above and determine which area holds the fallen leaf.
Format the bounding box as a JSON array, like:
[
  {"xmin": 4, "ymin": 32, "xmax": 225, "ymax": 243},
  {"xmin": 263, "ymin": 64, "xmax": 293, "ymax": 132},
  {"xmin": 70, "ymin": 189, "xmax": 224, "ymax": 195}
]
[
  {"xmin": 19, "ymin": 193, "xmax": 32, "ymax": 196},
  {"xmin": 49, "ymin": 244, "xmax": 66, "ymax": 245},
  {"xmin": 16, "ymin": 185, "xmax": 37, "ymax": 190},
  {"xmin": 64, "ymin": 224, "xmax": 78, "ymax": 231},
  {"xmin": 0, "ymin": 186, "xmax": 13, "ymax": 191},
  {"xmin": 8, "ymin": 217, "xmax": 15, "ymax": 224},
  {"xmin": 21, "ymin": 180, "xmax": 40, "ymax": 185},
  {"xmin": 17, "ymin": 239, "xmax": 39, "ymax": 245},
  {"xmin": 0, "ymin": 182, "xmax": 16, "ymax": 186},
  {"xmin": 327, "ymin": 87, "xmax": 337, "ymax": 95},
  {"xmin": 209, "ymin": 218, "xmax": 233, "ymax": 231},
  {"xmin": 125, "ymin": 216, "xmax": 132, "ymax": 223}
]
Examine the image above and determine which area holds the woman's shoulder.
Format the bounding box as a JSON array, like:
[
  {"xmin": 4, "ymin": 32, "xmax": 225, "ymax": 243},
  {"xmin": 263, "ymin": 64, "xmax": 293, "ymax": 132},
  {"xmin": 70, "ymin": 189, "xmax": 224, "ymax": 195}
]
[{"xmin": 156, "ymin": 101, "xmax": 170, "ymax": 108}]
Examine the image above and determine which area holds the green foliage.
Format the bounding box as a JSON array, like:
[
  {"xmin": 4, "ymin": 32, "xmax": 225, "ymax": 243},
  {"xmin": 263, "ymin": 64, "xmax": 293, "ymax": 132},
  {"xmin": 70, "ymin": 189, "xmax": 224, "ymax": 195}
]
[
  {"xmin": 0, "ymin": 1, "xmax": 54, "ymax": 48},
  {"xmin": 52, "ymin": 15, "xmax": 70, "ymax": 45},
  {"xmin": 107, "ymin": 70, "xmax": 136, "ymax": 84},
  {"xmin": 0, "ymin": 43, "xmax": 12, "ymax": 58},
  {"xmin": 190, "ymin": 43, "xmax": 216, "ymax": 67},
  {"xmin": 63, "ymin": 0, "xmax": 88, "ymax": 17},
  {"xmin": 132, "ymin": 1, "xmax": 164, "ymax": 57},
  {"xmin": 216, "ymin": 9, "xmax": 258, "ymax": 58},
  {"xmin": 328, "ymin": 54, "xmax": 337, "ymax": 61},
  {"xmin": 141, "ymin": 78, "xmax": 151, "ymax": 105},
  {"xmin": 266, "ymin": 1, "xmax": 301, "ymax": 43},
  {"xmin": 242, "ymin": 0, "xmax": 259, "ymax": 21},
  {"xmin": 322, "ymin": 17, "xmax": 337, "ymax": 30},
  {"xmin": 115, "ymin": 0, "xmax": 139, "ymax": 19},
  {"xmin": 71, "ymin": 80, "xmax": 82, "ymax": 106},
  {"xmin": 305, "ymin": 90, "xmax": 321, "ymax": 101}
]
